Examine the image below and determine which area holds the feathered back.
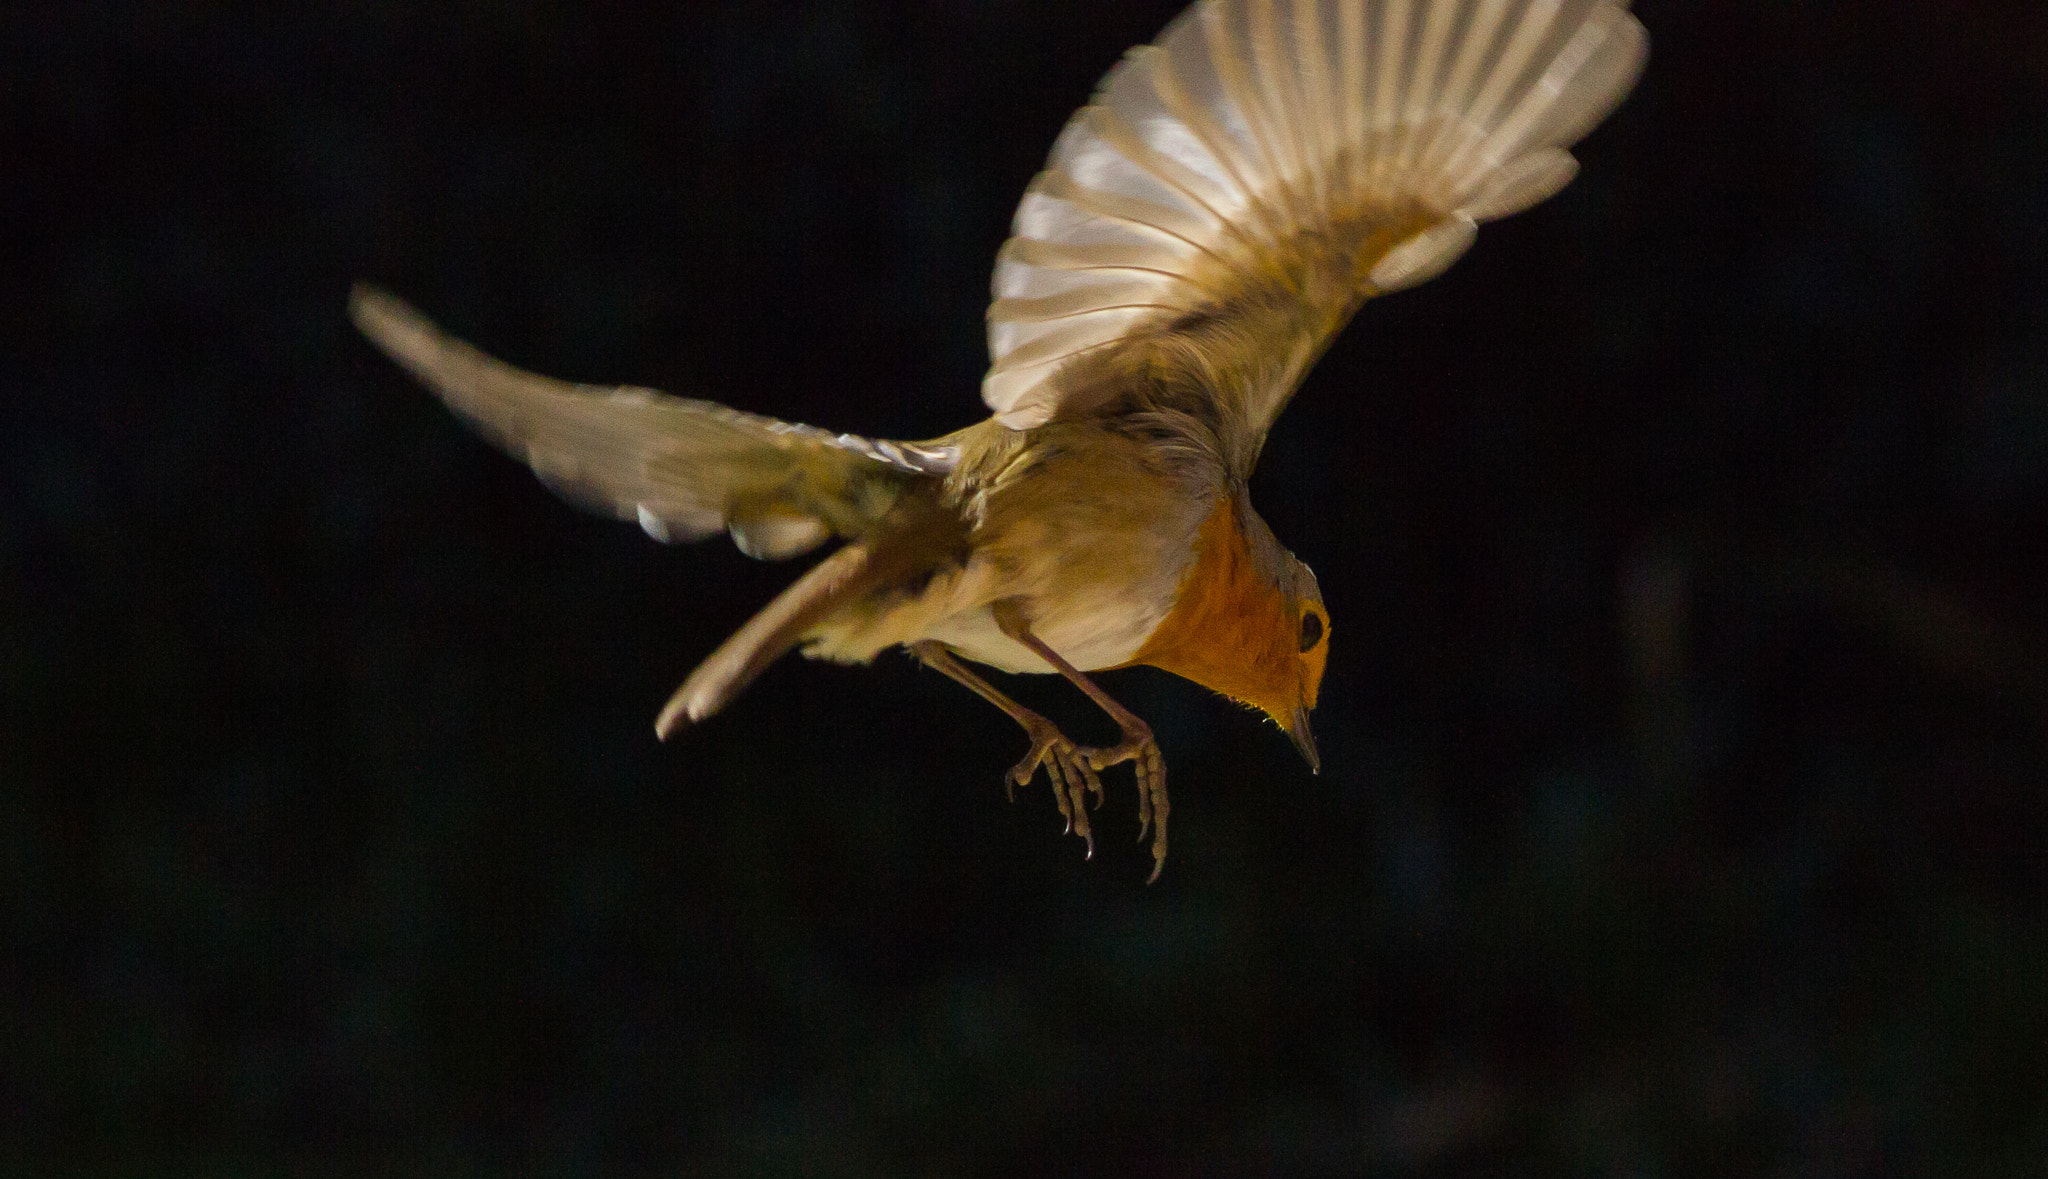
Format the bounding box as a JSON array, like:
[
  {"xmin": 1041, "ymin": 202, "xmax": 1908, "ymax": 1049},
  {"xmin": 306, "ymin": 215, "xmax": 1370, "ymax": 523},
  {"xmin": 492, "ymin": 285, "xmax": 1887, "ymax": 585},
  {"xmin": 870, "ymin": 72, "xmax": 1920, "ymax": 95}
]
[{"xmin": 983, "ymin": 0, "xmax": 1647, "ymax": 441}]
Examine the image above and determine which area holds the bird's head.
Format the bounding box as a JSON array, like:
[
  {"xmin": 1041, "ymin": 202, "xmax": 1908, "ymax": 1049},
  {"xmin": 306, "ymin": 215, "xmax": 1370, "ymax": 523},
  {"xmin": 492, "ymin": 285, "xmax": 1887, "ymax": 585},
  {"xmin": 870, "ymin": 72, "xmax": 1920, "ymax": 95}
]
[{"xmin": 1130, "ymin": 494, "xmax": 1326, "ymax": 771}]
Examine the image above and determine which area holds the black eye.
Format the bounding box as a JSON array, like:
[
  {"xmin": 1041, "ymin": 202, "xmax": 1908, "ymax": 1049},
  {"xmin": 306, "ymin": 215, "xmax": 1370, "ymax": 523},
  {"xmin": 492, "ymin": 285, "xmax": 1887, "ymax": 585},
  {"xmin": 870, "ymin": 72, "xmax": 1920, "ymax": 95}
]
[{"xmin": 1299, "ymin": 612, "xmax": 1324, "ymax": 652}]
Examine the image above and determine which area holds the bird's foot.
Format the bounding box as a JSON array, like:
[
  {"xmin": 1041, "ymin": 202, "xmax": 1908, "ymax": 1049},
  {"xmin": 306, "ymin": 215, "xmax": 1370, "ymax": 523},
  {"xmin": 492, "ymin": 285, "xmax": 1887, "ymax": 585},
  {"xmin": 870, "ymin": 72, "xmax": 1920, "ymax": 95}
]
[
  {"xmin": 1008, "ymin": 716, "xmax": 1102, "ymax": 859},
  {"xmin": 1082, "ymin": 717, "xmax": 1169, "ymax": 883}
]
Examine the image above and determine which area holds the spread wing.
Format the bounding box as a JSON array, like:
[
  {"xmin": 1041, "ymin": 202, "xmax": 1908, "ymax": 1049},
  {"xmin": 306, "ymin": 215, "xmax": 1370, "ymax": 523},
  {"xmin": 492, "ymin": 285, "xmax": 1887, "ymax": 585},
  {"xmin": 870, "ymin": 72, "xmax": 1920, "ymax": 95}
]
[
  {"xmin": 983, "ymin": 0, "xmax": 1647, "ymax": 468},
  {"xmin": 350, "ymin": 286, "xmax": 956, "ymax": 560}
]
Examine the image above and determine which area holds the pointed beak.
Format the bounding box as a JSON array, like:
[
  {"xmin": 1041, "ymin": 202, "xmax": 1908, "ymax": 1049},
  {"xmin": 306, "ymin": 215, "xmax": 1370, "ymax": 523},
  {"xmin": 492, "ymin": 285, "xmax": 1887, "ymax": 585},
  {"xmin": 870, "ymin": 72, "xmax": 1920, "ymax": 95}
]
[{"xmin": 1287, "ymin": 706, "xmax": 1320, "ymax": 774}]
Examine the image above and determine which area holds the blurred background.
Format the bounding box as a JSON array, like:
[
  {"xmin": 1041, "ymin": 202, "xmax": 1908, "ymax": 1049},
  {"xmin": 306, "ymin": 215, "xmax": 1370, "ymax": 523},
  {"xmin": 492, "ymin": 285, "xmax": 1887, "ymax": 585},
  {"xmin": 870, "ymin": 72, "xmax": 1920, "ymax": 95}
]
[{"xmin": 6, "ymin": 0, "xmax": 2048, "ymax": 1172}]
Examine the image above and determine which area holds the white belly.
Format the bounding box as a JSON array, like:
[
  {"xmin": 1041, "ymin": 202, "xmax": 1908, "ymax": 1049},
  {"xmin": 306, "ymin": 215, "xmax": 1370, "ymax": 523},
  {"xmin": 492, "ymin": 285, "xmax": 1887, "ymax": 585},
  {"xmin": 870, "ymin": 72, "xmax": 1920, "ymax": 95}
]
[{"xmin": 918, "ymin": 561, "xmax": 1177, "ymax": 675}]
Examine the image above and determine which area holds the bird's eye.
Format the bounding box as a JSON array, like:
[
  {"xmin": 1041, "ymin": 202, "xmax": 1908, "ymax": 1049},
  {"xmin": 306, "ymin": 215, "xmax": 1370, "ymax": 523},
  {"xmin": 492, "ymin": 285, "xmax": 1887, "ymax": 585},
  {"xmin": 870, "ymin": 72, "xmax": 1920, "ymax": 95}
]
[{"xmin": 1299, "ymin": 611, "xmax": 1324, "ymax": 652}]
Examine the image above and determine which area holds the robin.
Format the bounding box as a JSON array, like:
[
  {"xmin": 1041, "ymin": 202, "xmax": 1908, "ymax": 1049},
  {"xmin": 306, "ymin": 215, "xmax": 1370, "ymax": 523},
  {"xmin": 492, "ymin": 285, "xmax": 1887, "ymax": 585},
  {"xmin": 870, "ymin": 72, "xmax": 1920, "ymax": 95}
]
[{"xmin": 353, "ymin": 0, "xmax": 1647, "ymax": 881}]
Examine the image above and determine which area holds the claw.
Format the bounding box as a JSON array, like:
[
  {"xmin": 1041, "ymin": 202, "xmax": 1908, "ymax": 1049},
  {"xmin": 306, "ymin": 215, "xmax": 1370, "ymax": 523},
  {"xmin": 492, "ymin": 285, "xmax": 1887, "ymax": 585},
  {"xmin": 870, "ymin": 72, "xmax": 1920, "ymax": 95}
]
[
  {"xmin": 908, "ymin": 635, "xmax": 1159, "ymax": 876},
  {"xmin": 1077, "ymin": 715, "xmax": 1167, "ymax": 883},
  {"xmin": 1008, "ymin": 718, "xmax": 1100, "ymax": 858}
]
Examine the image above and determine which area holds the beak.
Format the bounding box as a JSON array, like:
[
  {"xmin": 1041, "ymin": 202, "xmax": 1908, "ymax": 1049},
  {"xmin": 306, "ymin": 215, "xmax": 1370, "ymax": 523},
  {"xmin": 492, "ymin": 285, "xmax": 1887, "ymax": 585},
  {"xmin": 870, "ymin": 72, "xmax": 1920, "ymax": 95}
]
[{"xmin": 1286, "ymin": 705, "xmax": 1320, "ymax": 775}]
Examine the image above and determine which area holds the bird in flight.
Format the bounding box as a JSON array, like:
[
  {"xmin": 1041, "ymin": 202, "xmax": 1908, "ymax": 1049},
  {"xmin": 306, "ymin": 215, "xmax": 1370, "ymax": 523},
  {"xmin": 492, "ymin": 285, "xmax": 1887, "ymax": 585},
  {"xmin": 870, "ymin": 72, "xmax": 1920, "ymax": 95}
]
[{"xmin": 353, "ymin": 0, "xmax": 1647, "ymax": 881}]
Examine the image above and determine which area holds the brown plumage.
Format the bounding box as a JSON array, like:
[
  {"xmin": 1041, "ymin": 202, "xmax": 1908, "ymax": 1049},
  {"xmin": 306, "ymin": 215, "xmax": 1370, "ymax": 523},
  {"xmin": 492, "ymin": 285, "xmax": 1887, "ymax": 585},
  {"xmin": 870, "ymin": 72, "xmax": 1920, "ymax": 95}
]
[{"xmin": 352, "ymin": 0, "xmax": 1647, "ymax": 880}]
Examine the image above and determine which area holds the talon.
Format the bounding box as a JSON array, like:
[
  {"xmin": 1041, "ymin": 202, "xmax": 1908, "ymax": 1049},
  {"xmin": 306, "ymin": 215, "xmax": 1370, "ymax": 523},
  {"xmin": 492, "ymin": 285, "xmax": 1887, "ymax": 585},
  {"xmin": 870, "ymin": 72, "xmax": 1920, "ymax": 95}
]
[
  {"xmin": 912, "ymin": 632, "xmax": 1169, "ymax": 877},
  {"xmin": 1005, "ymin": 717, "xmax": 1111, "ymax": 858},
  {"xmin": 1058, "ymin": 747, "xmax": 1097, "ymax": 856}
]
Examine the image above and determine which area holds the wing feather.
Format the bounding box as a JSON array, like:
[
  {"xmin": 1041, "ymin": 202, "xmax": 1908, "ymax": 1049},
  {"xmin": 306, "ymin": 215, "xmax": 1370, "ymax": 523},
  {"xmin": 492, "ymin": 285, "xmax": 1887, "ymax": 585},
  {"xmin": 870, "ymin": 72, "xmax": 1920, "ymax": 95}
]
[
  {"xmin": 350, "ymin": 286, "xmax": 952, "ymax": 560},
  {"xmin": 982, "ymin": 0, "xmax": 1648, "ymax": 457}
]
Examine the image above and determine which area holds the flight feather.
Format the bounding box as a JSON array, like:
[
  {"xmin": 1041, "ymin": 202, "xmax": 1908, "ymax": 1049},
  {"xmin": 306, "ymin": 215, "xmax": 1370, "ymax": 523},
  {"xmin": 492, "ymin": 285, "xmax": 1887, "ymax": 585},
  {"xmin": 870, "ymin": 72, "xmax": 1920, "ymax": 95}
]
[
  {"xmin": 349, "ymin": 286, "xmax": 955, "ymax": 560},
  {"xmin": 982, "ymin": 0, "xmax": 1648, "ymax": 452}
]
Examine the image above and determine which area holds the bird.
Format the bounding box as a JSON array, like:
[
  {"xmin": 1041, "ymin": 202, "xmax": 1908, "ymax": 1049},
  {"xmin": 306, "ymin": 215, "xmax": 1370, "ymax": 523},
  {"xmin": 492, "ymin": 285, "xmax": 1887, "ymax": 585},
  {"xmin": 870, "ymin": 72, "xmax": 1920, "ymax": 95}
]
[{"xmin": 351, "ymin": 0, "xmax": 1647, "ymax": 882}]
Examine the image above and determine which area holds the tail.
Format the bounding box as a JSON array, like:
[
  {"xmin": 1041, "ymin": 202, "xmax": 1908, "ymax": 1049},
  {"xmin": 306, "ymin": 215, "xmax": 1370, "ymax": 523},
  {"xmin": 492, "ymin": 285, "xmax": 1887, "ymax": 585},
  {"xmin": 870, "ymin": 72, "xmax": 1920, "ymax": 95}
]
[
  {"xmin": 654, "ymin": 540, "xmax": 879, "ymax": 738},
  {"xmin": 654, "ymin": 496, "xmax": 964, "ymax": 736}
]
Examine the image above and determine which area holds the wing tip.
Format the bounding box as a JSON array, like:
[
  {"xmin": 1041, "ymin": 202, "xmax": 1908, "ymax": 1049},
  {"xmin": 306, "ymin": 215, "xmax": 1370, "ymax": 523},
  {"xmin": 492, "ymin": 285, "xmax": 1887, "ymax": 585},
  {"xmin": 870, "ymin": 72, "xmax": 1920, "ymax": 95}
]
[
  {"xmin": 653, "ymin": 693, "xmax": 693, "ymax": 741},
  {"xmin": 348, "ymin": 282, "xmax": 456, "ymax": 380},
  {"xmin": 349, "ymin": 282, "xmax": 423, "ymax": 342}
]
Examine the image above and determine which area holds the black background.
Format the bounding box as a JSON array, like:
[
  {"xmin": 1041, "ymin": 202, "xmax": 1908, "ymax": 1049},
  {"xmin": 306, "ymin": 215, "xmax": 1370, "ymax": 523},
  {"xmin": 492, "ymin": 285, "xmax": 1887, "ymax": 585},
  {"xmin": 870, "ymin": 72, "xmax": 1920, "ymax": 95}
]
[{"xmin": 8, "ymin": 1, "xmax": 2048, "ymax": 1173}]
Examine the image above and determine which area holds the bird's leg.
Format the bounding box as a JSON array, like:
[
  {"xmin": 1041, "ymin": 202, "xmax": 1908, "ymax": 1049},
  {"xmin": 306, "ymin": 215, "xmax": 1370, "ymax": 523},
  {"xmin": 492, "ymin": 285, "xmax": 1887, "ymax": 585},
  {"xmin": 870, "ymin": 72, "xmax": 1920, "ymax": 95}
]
[
  {"xmin": 910, "ymin": 640, "xmax": 1099, "ymax": 859},
  {"xmin": 991, "ymin": 599, "xmax": 1170, "ymax": 883}
]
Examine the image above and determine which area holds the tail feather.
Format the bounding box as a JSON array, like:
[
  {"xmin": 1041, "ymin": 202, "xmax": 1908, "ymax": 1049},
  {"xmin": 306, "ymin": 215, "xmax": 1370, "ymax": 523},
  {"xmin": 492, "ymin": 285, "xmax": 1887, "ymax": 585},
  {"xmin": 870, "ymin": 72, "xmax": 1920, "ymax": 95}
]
[
  {"xmin": 656, "ymin": 494, "xmax": 965, "ymax": 733},
  {"xmin": 655, "ymin": 541, "xmax": 880, "ymax": 737}
]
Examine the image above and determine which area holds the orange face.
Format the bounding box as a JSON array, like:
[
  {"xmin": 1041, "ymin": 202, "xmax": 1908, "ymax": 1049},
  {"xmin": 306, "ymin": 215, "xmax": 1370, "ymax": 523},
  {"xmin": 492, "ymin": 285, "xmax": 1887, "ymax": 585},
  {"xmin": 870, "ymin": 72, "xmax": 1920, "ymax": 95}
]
[{"xmin": 1127, "ymin": 496, "xmax": 1326, "ymax": 767}]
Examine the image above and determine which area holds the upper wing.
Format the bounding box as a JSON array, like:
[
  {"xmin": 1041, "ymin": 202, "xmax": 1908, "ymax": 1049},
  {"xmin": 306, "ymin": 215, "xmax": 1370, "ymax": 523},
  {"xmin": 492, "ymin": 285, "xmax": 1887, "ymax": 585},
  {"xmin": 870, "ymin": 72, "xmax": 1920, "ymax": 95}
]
[
  {"xmin": 350, "ymin": 287, "xmax": 956, "ymax": 560},
  {"xmin": 983, "ymin": 0, "xmax": 1647, "ymax": 463}
]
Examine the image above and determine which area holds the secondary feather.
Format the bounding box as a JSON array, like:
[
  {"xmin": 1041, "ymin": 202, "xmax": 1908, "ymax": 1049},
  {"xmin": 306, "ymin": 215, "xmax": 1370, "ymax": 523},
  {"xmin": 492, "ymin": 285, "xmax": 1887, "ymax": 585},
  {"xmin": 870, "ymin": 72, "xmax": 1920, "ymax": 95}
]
[{"xmin": 983, "ymin": 0, "xmax": 1648, "ymax": 473}]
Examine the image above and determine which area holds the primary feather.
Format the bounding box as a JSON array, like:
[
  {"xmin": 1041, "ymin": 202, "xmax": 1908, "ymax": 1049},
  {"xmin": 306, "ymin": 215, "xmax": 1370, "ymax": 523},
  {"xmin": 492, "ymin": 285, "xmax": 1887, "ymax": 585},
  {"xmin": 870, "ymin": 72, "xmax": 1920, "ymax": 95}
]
[
  {"xmin": 983, "ymin": 0, "xmax": 1647, "ymax": 461},
  {"xmin": 348, "ymin": 286, "xmax": 956, "ymax": 560}
]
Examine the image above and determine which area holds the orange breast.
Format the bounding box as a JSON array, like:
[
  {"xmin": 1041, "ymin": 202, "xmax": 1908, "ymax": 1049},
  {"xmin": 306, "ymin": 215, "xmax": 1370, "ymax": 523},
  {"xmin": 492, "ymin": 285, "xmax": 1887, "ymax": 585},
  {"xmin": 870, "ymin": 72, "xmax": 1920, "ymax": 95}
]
[{"xmin": 1123, "ymin": 496, "xmax": 1299, "ymax": 719}]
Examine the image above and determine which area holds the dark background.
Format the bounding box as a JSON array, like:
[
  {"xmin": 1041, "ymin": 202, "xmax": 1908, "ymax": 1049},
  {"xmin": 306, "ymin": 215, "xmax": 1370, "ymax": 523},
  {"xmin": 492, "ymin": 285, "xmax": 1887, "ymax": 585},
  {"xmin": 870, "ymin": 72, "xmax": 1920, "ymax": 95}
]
[{"xmin": 7, "ymin": 0, "xmax": 2048, "ymax": 1172}]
